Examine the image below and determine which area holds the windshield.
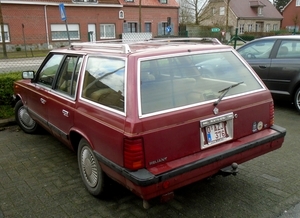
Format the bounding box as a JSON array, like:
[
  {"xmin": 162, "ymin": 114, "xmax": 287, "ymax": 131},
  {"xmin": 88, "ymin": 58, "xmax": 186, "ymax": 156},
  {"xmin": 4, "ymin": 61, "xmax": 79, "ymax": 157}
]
[{"xmin": 139, "ymin": 51, "xmax": 263, "ymax": 115}]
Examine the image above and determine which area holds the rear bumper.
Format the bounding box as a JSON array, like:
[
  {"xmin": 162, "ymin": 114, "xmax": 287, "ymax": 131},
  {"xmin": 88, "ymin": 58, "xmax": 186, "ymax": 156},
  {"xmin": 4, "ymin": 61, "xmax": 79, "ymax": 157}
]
[{"xmin": 95, "ymin": 124, "xmax": 286, "ymax": 199}]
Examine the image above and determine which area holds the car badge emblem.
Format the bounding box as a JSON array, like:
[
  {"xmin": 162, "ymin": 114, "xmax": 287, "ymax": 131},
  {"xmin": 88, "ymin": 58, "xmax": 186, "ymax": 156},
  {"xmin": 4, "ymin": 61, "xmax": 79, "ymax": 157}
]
[{"xmin": 213, "ymin": 107, "xmax": 219, "ymax": 115}]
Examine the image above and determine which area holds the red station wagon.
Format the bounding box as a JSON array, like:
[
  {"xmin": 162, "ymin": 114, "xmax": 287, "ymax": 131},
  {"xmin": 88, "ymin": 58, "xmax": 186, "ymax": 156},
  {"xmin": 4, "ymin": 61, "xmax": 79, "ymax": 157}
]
[{"xmin": 13, "ymin": 38, "xmax": 286, "ymax": 208}]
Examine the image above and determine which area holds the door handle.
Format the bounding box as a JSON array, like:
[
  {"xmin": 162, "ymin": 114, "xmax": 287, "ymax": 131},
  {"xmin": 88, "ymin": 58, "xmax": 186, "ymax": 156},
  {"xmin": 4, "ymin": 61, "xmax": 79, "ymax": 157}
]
[
  {"xmin": 62, "ymin": 109, "xmax": 69, "ymax": 117},
  {"xmin": 40, "ymin": 98, "xmax": 46, "ymax": 104},
  {"xmin": 258, "ymin": 65, "xmax": 267, "ymax": 69}
]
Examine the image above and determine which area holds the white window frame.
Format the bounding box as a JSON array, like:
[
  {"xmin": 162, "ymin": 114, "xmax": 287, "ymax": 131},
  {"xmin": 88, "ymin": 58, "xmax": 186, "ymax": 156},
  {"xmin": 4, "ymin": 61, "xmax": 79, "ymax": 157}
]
[
  {"xmin": 266, "ymin": 24, "xmax": 270, "ymax": 32},
  {"xmin": 212, "ymin": 7, "xmax": 216, "ymax": 15},
  {"xmin": 51, "ymin": 24, "xmax": 80, "ymax": 41},
  {"xmin": 296, "ymin": 0, "xmax": 300, "ymax": 6},
  {"xmin": 220, "ymin": 7, "xmax": 225, "ymax": 15},
  {"xmin": 100, "ymin": 24, "xmax": 116, "ymax": 39},
  {"xmin": 258, "ymin": 7, "xmax": 263, "ymax": 15},
  {"xmin": 160, "ymin": 0, "xmax": 167, "ymax": 3},
  {"xmin": 248, "ymin": 24, "xmax": 253, "ymax": 32},
  {"xmin": 0, "ymin": 24, "xmax": 10, "ymax": 42},
  {"xmin": 273, "ymin": 24, "xmax": 278, "ymax": 31},
  {"xmin": 239, "ymin": 24, "xmax": 245, "ymax": 34}
]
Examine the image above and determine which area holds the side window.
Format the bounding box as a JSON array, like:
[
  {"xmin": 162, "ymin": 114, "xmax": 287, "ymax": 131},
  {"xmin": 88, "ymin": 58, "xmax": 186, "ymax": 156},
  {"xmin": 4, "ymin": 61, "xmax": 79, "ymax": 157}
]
[
  {"xmin": 37, "ymin": 54, "xmax": 64, "ymax": 87},
  {"xmin": 55, "ymin": 56, "xmax": 83, "ymax": 97},
  {"xmin": 276, "ymin": 40, "xmax": 300, "ymax": 58},
  {"xmin": 82, "ymin": 56, "xmax": 125, "ymax": 112},
  {"xmin": 238, "ymin": 39, "xmax": 276, "ymax": 59}
]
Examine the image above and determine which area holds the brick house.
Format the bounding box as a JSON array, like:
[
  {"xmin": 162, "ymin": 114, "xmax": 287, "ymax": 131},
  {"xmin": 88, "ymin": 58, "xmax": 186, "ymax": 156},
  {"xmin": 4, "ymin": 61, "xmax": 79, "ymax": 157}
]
[
  {"xmin": 0, "ymin": 0, "xmax": 179, "ymax": 51},
  {"xmin": 199, "ymin": 0, "xmax": 282, "ymax": 38},
  {"xmin": 281, "ymin": 0, "xmax": 300, "ymax": 32}
]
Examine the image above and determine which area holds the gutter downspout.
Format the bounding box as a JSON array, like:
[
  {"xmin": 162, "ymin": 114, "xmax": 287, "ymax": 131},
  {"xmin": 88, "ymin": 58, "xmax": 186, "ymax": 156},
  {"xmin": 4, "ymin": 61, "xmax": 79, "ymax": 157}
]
[{"xmin": 44, "ymin": 5, "xmax": 50, "ymax": 49}]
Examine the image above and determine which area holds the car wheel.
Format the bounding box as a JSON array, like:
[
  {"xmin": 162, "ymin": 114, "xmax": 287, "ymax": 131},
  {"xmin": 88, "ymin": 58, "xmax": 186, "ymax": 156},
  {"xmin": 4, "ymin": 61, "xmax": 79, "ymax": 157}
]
[
  {"xmin": 294, "ymin": 87, "xmax": 300, "ymax": 112},
  {"xmin": 15, "ymin": 100, "xmax": 39, "ymax": 134},
  {"xmin": 78, "ymin": 138, "xmax": 106, "ymax": 196}
]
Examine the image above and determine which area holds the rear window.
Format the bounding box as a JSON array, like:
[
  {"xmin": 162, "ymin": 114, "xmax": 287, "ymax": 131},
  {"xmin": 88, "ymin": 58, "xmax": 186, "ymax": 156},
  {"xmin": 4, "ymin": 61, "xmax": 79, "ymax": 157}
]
[{"xmin": 139, "ymin": 51, "xmax": 263, "ymax": 115}]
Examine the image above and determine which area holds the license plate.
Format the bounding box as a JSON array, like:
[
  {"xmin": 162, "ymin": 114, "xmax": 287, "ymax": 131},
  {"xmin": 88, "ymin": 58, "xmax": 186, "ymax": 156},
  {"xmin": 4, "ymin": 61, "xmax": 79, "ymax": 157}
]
[
  {"xmin": 200, "ymin": 112, "xmax": 234, "ymax": 149},
  {"xmin": 206, "ymin": 122, "xmax": 227, "ymax": 144}
]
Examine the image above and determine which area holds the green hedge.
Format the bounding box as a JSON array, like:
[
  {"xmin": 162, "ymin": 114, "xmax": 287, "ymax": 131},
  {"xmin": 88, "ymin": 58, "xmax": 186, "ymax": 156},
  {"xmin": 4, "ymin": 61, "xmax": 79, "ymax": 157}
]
[{"xmin": 0, "ymin": 72, "xmax": 22, "ymax": 105}]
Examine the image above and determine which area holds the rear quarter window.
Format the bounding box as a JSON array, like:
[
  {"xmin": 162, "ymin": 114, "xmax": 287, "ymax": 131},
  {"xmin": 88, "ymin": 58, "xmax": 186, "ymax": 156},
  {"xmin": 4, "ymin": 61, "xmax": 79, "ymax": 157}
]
[{"xmin": 82, "ymin": 56, "xmax": 125, "ymax": 112}]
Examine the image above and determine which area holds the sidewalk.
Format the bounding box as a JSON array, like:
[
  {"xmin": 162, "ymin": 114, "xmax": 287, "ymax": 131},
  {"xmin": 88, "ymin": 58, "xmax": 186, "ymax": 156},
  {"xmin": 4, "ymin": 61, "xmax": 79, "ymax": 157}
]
[{"xmin": 279, "ymin": 203, "xmax": 300, "ymax": 218}]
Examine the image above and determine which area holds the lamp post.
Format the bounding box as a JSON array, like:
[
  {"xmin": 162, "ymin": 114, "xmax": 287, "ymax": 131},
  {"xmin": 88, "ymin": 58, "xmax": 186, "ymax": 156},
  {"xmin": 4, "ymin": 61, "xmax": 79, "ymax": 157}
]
[
  {"xmin": 139, "ymin": 0, "xmax": 141, "ymax": 32},
  {"xmin": 22, "ymin": 24, "xmax": 28, "ymax": 57},
  {"xmin": 225, "ymin": 0, "xmax": 231, "ymax": 34}
]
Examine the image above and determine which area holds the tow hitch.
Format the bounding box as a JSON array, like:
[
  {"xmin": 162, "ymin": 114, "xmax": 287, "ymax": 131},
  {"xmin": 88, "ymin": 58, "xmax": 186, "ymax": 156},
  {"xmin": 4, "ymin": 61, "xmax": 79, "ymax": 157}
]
[{"xmin": 219, "ymin": 162, "xmax": 239, "ymax": 176}]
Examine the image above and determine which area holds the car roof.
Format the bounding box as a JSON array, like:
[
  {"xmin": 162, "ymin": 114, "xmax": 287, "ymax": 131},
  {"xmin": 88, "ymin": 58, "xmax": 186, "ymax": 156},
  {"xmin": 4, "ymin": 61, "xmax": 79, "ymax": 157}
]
[
  {"xmin": 50, "ymin": 38, "xmax": 233, "ymax": 57},
  {"xmin": 250, "ymin": 35, "xmax": 300, "ymax": 41}
]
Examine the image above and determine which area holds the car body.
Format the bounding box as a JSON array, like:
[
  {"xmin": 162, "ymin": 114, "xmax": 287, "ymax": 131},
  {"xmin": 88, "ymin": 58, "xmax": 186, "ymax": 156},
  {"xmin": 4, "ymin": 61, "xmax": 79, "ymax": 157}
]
[
  {"xmin": 13, "ymin": 38, "xmax": 286, "ymax": 208},
  {"xmin": 236, "ymin": 35, "xmax": 300, "ymax": 112}
]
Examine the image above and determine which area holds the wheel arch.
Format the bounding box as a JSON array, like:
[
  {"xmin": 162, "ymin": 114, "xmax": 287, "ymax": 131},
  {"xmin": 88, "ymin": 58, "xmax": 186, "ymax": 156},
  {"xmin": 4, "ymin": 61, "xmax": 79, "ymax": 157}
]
[
  {"xmin": 291, "ymin": 82, "xmax": 300, "ymax": 101},
  {"xmin": 69, "ymin": 130, "xmax": 94, "ymax": 154}
]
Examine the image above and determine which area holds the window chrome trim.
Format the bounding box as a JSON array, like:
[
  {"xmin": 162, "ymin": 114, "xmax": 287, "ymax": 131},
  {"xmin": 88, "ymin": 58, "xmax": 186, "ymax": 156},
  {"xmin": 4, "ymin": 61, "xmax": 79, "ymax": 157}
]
[{"xmin": 137, "ymin": 49, "xmax": 267, "ymax": 118}]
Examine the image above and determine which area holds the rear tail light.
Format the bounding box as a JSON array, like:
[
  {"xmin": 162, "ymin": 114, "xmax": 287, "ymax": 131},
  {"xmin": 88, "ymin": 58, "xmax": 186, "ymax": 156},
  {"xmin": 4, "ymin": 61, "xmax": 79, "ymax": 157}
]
[
  {"xmin": 124, "ymin": 138, "xmax": 145, "ymax": 170},
  {"xmin": 270, "ymin": 101, "xmax": 274, "ymax": 126}
]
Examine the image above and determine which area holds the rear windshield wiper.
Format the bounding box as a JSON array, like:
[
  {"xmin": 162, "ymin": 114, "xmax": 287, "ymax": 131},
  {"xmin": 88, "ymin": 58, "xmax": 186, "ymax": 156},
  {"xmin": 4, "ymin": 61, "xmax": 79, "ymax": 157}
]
[{"xmin": 213, "ymin": 81, "xmax": 244, "ymax": 106}]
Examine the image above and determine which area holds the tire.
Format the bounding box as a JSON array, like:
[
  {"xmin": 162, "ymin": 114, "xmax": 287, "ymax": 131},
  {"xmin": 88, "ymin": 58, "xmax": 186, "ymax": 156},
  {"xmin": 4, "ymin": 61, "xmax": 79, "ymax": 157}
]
[
  {"xmin": 294, "ymin": 87, "xmax": 300, "ymax": 112},
  {"xmin": 14, "ymin": 100, "xmax": 39, "ymax": 134},
  {"xmin": 78, "ymin": 138, "xmax": 106, "ymax": 196}
]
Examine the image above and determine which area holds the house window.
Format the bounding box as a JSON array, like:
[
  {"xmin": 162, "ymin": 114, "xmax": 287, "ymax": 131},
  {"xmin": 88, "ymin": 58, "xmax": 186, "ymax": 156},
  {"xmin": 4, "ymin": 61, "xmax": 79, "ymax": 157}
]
[
  {"xmin": 119, "ymin": 10, "xmax": 124, "ymax": 19},
  {"xmin": 51, "ymin": 24, "xmax": 80, "ymax": 41},
  {"xmin": 72, "ymin": 0, "xmax": 98, "ymax": 3},
  {"xmin": 145, "ymin": 23, "xmax": 152, "ymax": 32},
  {"xmin": 258, "ymin": 7, "xmax": 263, "ymax": 15},
  {"xmin": 220, "ymin": 7, "xmax": 225, "ymax": 15},
  {"xmin": 127, "ymin": 22, "xmax": 138, "ymax": 33},
  {"xmin": 125, "ymin": 0, "xmax": 134, "ymax": 2},
  {"xmin": 212, "ymin": 7, "xmax": 216, "ymax": 15},
  {"xmin": 273, "ymin": 24, "xmax": 278, "ymax": 31},
  {"xmin": 239, "ymin": 24, "xmax": 245, "ymax": 34},
  {"xmin": 296, "ymin": 0, "xmax": 300, "ymax": 6},
  {"xmin": 266, "ymin": 24, "xmax": 270, "ymax": 32},
  {"xmin": 0, "ymin": 24, "xmax": 10, "ymax": 42},
  {"xmin": 247, "ymin": 24, "xmax": 253, "ymax": 32},
  {"xmin": 158, "ymin": 22, "xmax": 168, "ymax": 36},
  {"xmin": 160, "ymin": 0, "xmax": 167, "ymax": 3},
  {"xmin": 100, "ymin": 24, "xmax": 115, "ymax": 39}
]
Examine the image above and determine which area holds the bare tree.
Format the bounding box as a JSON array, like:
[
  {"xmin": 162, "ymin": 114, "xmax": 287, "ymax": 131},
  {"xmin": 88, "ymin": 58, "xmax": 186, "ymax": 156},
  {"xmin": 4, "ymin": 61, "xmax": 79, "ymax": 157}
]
[{"xmin": 179, "ymin": 0, "xmax": 210, "ymax": 25}]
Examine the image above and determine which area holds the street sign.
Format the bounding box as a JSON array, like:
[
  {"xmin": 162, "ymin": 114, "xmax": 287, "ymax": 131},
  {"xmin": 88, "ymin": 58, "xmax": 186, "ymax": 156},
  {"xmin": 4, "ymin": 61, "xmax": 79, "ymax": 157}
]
[
  {"xmin": 59, "ymin": 3, "xmax": 67, "ymax": 21},
  {"xmin": 211, "ymin": 27, "xmax": 220, "ymax": 32},
  {"xmin": 166, "ymin": 26, "xmax": 172, "ymax": 33}
]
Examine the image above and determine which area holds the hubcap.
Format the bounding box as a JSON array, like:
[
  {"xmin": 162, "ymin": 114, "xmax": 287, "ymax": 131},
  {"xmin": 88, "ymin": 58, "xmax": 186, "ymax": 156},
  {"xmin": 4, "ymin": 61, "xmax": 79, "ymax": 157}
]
[
  {"xmin": 18, "ymin": 107, "xmax": 35, "ymax": 129},
  {"xmin": 81, "ymin": 147, "xmax": 98, "ymax": 187}
]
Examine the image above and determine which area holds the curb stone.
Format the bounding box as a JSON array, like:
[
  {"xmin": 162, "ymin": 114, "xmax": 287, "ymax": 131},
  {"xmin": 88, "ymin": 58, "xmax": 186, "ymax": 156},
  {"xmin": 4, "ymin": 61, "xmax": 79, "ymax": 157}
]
[{"xmin": 0, "ymin": 117, "xmax": 15, "ymax": 128}]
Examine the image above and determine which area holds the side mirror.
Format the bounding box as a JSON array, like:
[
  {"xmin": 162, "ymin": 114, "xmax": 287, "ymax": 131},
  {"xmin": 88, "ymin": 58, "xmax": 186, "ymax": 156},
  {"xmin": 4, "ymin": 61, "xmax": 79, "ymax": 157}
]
[{"xmin": 22, "ymin": 71, "xmax": 35, "ymax": 79}]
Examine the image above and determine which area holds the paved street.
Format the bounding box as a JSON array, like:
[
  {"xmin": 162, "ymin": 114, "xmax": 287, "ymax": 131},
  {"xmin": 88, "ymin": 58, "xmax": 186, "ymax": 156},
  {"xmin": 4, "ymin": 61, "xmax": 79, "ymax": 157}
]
[
  {"xmin": 0, "ymin": 101, "xmax": 300, "ymax": 217},
  {"xmin": 0, "ymin": 57, "xmax": 44, "ymax": 74}
]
